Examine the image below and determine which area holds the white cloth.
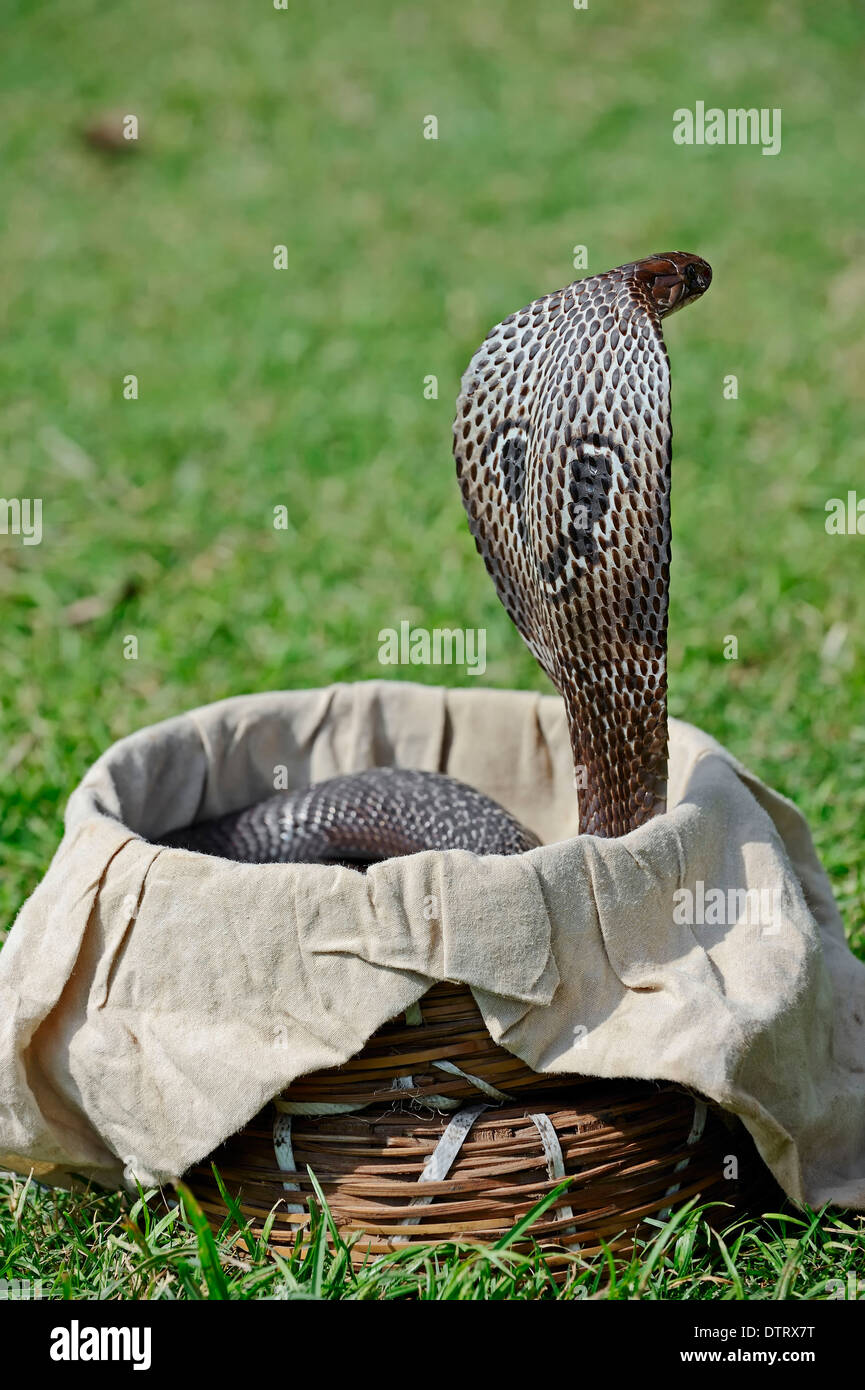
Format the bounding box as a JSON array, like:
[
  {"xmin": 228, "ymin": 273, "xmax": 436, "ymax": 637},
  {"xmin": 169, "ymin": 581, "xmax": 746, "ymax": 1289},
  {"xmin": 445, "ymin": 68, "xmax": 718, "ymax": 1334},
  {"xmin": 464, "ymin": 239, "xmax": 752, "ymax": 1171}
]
[{"xmin": 1, "ymin": 680, "xmax": 862, "ymax": 1206}]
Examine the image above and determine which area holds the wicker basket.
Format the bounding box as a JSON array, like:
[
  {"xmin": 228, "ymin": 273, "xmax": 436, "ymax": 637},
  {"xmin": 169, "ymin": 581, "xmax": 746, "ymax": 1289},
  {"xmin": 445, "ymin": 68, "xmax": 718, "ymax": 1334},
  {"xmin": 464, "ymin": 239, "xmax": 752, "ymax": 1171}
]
[{"xmin": 187, "ymin": 982, "xmax": 774, "ymax": 1263}]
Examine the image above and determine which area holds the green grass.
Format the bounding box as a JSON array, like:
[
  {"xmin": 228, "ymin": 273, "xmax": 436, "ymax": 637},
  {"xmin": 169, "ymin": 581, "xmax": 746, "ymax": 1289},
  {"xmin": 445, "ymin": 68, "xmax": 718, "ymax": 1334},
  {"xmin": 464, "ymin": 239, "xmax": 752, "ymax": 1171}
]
[
  {"xmin": 2, "ymin": 1170, "xmax": 864, "ymax": 1302},
  {"xmin": 2, "ymin": 0, "xmax": 864, "ymax": 1298}
]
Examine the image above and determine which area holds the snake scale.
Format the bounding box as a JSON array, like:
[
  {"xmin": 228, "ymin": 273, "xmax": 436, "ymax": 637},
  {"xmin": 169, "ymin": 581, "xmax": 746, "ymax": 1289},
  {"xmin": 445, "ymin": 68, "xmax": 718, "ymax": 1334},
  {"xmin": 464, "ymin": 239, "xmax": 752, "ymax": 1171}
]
[{"xmin": 160, "ymin": 253, "xmax": 711, "ymax": 864}]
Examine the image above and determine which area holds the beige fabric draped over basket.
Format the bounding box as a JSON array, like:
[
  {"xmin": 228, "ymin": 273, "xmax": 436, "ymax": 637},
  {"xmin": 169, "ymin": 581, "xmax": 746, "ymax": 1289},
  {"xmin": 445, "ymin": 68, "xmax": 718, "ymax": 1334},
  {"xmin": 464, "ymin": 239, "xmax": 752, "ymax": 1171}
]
[{"xmin": 2, "ymin": 680, "xmax": 864, "ymax": 1229}]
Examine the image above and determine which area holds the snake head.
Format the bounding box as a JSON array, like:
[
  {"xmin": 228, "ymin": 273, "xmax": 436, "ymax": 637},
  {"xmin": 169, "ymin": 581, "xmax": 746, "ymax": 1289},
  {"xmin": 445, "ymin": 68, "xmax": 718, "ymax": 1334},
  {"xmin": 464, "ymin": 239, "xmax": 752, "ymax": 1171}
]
[{"xmin": 635, "ymin": 252, "xmax": 712, "ymax": 317}]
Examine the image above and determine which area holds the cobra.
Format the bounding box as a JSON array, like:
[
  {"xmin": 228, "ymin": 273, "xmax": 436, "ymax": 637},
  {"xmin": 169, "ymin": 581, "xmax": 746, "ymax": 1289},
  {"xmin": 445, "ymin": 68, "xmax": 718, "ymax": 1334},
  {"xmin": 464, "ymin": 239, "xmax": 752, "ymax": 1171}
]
[{"xmin": 160, "ymin": 253, "xmax": 711, "ymax": 863}]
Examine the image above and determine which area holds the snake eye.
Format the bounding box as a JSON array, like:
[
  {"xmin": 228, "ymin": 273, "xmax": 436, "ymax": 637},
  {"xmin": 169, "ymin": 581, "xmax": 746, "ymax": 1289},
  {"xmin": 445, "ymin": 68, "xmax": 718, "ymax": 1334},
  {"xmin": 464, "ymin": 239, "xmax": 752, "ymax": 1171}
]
[{"xmin": 683, "ymin": 259, "xmax": 712, "ymax": 295}]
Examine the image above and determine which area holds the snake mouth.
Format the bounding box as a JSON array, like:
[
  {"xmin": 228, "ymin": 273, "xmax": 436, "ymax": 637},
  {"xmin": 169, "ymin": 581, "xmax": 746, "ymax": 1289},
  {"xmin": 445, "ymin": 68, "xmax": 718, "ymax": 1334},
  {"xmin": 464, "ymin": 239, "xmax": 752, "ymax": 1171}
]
[{"xmin": 636, "ymin": 252, "xmax": 712, "ymax": 317}]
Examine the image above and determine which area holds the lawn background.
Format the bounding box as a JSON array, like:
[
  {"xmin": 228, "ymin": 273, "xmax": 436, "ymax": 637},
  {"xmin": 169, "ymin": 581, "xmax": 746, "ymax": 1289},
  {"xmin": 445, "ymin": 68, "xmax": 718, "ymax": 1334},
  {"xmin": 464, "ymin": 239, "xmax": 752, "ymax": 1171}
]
[{"xmin": 2, "ymin": 0, "xmax": 864, "ymax": 1298}]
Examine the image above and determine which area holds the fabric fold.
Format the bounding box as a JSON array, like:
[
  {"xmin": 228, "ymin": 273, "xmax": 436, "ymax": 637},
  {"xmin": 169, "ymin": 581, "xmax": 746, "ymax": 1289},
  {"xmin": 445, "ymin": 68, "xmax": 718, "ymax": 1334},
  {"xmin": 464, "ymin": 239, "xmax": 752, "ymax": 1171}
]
[{"xmin": 0, "ymin": 679, "xmax": 862, "ymax": 1207}]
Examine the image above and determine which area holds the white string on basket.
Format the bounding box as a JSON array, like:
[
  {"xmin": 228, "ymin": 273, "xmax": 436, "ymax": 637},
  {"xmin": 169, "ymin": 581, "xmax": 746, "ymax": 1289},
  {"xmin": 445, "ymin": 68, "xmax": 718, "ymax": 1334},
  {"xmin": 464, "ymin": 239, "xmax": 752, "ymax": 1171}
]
[
  {"xmin": 272, "ymin": 1113, "xmax": 305, "ymax": 1216},
  {"xmin": 401, "ymin": 1100, "xmax": 490, "ymax": 1228},
  {"xmin": 658, "ymin": 1099, "xmax": 708, "ymax": 1219},
  {"xmin": 529, "ymin": 1111, "xmax": 577, "ymax": 1241}
]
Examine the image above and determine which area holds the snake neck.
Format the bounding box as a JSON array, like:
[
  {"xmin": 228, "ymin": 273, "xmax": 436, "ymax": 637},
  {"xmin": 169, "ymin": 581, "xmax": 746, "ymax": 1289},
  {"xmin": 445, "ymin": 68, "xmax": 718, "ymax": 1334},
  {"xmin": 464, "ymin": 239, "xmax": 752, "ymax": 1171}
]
[
  {"xmin": 542, "ymin": 411, "xmax": 672, "ymax": 837},
  {"xmin": 455, "ymin": 253, "xmax": 710, "ymax": 838},
  {"xmin": 561, "ymin": 644, "xmax": 669, "ymax": 839}
]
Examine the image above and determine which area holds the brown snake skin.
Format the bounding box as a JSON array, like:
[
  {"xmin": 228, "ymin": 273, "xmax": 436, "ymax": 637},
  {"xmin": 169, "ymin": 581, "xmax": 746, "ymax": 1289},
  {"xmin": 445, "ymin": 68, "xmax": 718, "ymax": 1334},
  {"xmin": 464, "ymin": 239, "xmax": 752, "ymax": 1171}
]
[
  {"xmin": 159, "ymin": 253, "xmax": 710, "ymax": 861},
  {"xmin": 455, "ymin": 252, "xmax": 711, "ymax": 836}
]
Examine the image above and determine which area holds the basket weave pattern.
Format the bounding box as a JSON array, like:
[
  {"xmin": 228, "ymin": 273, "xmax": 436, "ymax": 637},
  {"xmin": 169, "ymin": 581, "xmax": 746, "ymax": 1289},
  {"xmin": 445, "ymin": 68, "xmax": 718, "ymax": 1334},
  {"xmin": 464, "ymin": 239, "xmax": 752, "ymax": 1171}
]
[{"xmin": 188, "ymin": 983, "xmax": 767, "ymax": 1261}]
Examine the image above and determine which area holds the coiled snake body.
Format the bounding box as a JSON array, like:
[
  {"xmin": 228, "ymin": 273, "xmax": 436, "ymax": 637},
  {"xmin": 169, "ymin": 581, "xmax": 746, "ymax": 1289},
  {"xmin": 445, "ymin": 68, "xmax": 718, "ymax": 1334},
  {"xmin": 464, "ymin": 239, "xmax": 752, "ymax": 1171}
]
[{"xmin": 161, "ymin": 254, "xmax": 711, "ymax": 864}]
